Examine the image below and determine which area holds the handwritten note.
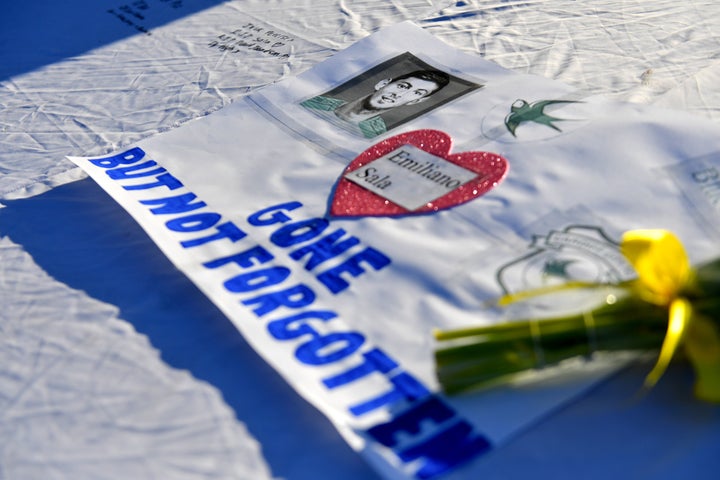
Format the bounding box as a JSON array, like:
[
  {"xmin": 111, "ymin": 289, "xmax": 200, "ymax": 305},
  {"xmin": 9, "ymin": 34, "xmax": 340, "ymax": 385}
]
[
  {"xmin": 107, "ymin": 0, "xmax": 184, "ymax": 36},
  {"xmin": 208, "ymin": 22, "xmax": 297, "ymax": 58}
]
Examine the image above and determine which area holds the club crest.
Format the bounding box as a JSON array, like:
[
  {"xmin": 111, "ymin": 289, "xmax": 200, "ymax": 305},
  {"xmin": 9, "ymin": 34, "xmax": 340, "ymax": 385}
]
[{"xmin": 496, "ymin": 226, "xmax": 636, "ymax": 306}]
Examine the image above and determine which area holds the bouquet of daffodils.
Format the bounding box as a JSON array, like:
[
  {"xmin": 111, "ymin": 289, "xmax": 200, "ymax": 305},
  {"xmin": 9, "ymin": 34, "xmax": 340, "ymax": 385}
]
[{"xmin": 434, "ymin": 230, "xmax": 720, "ymax": 402}]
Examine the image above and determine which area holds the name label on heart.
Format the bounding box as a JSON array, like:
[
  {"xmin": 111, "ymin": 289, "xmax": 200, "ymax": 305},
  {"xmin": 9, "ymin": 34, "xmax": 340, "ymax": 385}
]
[
  {"xmin": 343, "ymin": 145, "xmax": 479, "ymax": 211},
  {"xmin": 330, "ymin": 129, "xmax": 508, "ymax": 217}
]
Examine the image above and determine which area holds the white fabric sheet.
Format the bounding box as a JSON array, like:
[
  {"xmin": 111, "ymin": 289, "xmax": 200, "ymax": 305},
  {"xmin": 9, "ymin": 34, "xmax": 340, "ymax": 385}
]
[
  {"xmin": 69, "ymin": 21, "xmax": 720, "ymax": 479},
  {"xmin": 2, "ymin": 1, "xmax": 720, "ymax": 479},
  {"xmin": 0, "ymin": 236, "xmax": 272, "ymax": 480}
]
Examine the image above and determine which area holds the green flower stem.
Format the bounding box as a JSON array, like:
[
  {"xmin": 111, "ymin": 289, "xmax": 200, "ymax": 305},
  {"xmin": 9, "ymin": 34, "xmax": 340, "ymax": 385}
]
[
  {"xmin": 435, "ymin": 293, "xmax": 670, "ymax": 394},
  {"xmin": 434, "ymin": 257, "xmax": 720, "ymax": 395}
]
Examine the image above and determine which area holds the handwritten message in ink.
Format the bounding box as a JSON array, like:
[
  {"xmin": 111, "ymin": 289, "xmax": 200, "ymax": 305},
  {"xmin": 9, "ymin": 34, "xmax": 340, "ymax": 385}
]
[
  {"xmin": 208, "ymin": 22, "xmax": 296, "ymax": 58},
  {"xmin": 107, "ymin": 0, "xmax": 184, "ymax": 36}
]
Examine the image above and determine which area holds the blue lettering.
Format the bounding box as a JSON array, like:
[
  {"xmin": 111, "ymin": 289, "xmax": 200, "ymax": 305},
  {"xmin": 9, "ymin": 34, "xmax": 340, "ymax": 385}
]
[
  {"xmin": 224, "ymin": 266, "xmax": 291, "ymax": 292},
  {"xmin": 368, "ymin": 397, "xmax": 453, "ymax": 444},
  {"xmin": 140, "ymin": 192, "xmax": 206, "ymax": 215},
  {"xmin": 107, "ymin": 160, "xmax": 165, "ymax": 180},
  {"xmin": 322, "ymin": 348, "xmax": 398, "ymax": 389},
  {"xmin": 248, "ymin": 201, "xmax": 303, "ymax": 226},
  {"xmin": 245, "ymin": 201, "xmax": 391, "ymax": 293},
  {"xmin": 89, "ymin": 147, "xmax": 145, "ymax": 168},
  {"xmin": 349, "ymin": 372, "xmax": 430, "ymax": 416},
  {"xmin": 289, "ymin": 229, "xmax": 361, "ymax": 270},
  {"xmin": 203, "ymin": 245, "xmax": 273, "ymax": 269},
  {"xmin": 267, "ymin": 310, "xmax": 337, "ymax": 340},
  {"xmin": 166, "ymin": 212, "xmax": 221, "ymax": 232},
  {"xmin": 270, "ymin": 217, "xmax": 329, "ymax": 247},
  {"xmin": 295, "ymin": 332, "xmax": 365, "ymax": 366},
  {"xmin": 400, "ymin": 421, "xmax": 490, "ymax": 479},
  {"xmin": 316, "ymin": 247, "xmax": 391, "ymax": 293},
  {"xmin": 123, "ymin": 172, "xmax": 183, "ymax": 191},
  {"xmin": 366, "ymin": 397, "xmax": 491, "ymax": 479},
  {"xmin": 181, "ymin": 222, "xmax": 247, "ymax": 248},
  {"xmin": 241, "ymin": 283, "xmax": 316, "ymax": 317},
  {"xmin": 321, "ymin": 348, "xmax": 431, "ymax": 416}
]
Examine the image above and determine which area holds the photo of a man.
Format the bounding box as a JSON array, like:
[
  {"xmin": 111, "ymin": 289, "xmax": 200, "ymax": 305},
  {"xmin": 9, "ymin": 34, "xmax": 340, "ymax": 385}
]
[{"xmin": 300, "ymin": 53, "xmax": 481, "ymax": 139}]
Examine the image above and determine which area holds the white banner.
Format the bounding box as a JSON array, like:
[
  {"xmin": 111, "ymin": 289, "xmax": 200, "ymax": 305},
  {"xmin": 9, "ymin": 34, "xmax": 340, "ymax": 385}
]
[{"xmin": 69, "ymin": 22, "xmax": 720, "ymax": 479}]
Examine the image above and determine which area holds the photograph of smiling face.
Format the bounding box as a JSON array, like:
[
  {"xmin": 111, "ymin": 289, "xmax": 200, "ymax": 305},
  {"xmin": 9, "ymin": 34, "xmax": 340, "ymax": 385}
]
[
  {"xmin": 299, "ymin": 52, "xmax": 482, "ymax": 139},
  {"xmin": 366, "ymin": 75, "xmax": 444, "ymax": 109},
  {"xmin": 334, "ymin": 71, "xmax": 450, "ymax": 124}
]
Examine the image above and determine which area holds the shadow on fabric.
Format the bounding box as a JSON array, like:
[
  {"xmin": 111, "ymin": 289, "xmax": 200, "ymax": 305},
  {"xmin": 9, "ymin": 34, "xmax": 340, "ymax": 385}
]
[
  {"xmin": 0, "ymin": 178, "xmax": 379, "ymax": 480},
  {"xmin": 0, "ymin": 0, "xmax": 226, "ymax": 82}
]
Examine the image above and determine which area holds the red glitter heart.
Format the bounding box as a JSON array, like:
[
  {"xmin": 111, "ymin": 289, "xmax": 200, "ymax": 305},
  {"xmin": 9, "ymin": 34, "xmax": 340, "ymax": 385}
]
[{"xmin": 330, "ymin": 129, "xmax": 508, "ymax": 217}]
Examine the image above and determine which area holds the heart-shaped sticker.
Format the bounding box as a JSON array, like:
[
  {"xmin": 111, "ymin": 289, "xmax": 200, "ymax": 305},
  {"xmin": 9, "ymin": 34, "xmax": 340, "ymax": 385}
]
[{"xmin": 330, "ymin": 129, "xmax": 508, "ymax": 217}]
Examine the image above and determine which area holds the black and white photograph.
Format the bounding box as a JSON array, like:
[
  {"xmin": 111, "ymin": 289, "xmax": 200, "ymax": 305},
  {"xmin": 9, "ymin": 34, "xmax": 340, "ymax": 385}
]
[{"xmin": 300, "ymin": 52, "xmax": 482, "ymax": 138}]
